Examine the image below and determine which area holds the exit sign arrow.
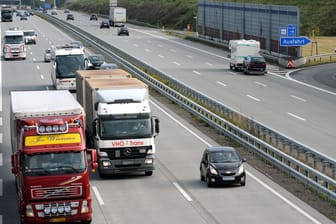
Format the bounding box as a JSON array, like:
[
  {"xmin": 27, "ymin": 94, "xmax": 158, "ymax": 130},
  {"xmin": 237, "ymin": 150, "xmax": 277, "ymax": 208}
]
[{"xmin": 280, "ymin": 36, "xmax": 311, "ymax": 46}]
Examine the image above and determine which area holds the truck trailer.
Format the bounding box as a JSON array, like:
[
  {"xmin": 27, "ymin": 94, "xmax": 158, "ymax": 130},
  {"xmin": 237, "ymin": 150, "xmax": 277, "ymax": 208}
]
[
  {"xmin": 229, "ymin": 39, "xmax": 260, "ymax": 71},
  {"xmin": 76, "ymin": 72, "xmax": 160, "ymax": 177},
  {"xmin": 10, "ymin": 90, "xmax": 98, "ymax": 224},
  {"xmin": 109, "ymin": 7, "xmax": 126, "ymax": 27}
]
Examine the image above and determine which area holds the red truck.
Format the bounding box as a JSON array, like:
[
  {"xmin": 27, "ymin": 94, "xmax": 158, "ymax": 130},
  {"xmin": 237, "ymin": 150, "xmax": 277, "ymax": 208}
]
[{"xmin": 10, "ymin": 90, "xmax": 98, "ymax": 224}]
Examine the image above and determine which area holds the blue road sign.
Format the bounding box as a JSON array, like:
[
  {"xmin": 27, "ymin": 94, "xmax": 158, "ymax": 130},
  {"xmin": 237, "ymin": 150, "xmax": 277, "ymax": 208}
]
[
  {"xmin": 280, "ymin": 36, "xmax": 311, "ymax": 46},
  {"xmin": 287, "ymin": 24, "xmax": 297, "ymax": 37},
  {"xmin": 279, "ymin": 27, "xmax": 287, "ymax": 36}
]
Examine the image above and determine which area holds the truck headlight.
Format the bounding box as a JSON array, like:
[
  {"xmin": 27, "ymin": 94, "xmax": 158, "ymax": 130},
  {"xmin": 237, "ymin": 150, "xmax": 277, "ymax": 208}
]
[
  {"xmin": 102, "ymin": 160, "xmax": 111, "ymax": 167},
  {"xmin": 145, "ymin": 158, "xmax": 153, "ymax": 164},
  {"xmin": 26, "ymin": 204, "xmax": 34, "ymax": 217},
  {"xmin": 81, "ymin": 200, "xmax": 89, "ymax": 214},
  {"xmin": 209, "ymin": 166, "xmax": 218, "ymax": 175}
]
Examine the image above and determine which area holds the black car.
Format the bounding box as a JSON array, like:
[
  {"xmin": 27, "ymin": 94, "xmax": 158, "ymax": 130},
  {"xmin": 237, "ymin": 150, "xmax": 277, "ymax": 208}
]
[
  {"xmin": 242, "ymin": 55, "xmax": 266, "ymax": 75},
  {"xmin": 90, "ymin": 14, "xmax": 98, "ymax": 20},
  {"xmin": 200, "ymin": 146, "xmax": 246, "ymax": 187},
  {"xmin": 118, "ymin": 27, "xmax": 129, "ymax": 36},
  {"xmin": 87, "ymin": 54, "xmax": 105, "ymax": 69},
  {"xmin": 66, "ymin": 14, "xmax": 74, "ymax": 20},
  {"xmin": 100, "ymin": 20, "xmax": 109, "ymax": 29}
]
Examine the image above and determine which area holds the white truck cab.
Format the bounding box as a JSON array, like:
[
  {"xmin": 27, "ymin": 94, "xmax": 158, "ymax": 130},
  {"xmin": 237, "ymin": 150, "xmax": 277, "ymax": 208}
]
[{"xmin": 3, "ymin": 30, "xmax": 26, "ymax": 60}]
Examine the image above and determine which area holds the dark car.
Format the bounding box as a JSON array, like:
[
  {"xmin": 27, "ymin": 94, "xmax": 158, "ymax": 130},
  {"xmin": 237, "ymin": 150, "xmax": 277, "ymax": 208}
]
[
  {"xmin": 87, "ymin": 54, "xmax": 105, "ymax": 69},
  {"xmin": 118, "ymin": 27, "xmax": 129, "ymax": 36},
  {"xmin": 90, "ymin": 14, "xmax": 98, "ymax": 20},
  {"xmin": 100, "ymin": 20, "xmax": 109, "ymax": 29},
  {"xmin": 66, "ymin": 14, "xmax": 74, "ymax": 20},
  {"xmin": 200, "ymin": 146, "xmax": 246, "ymax": 187},
  {"xmin": 242, "ymin": 55, "xmax": 266, "ymax": 75}
]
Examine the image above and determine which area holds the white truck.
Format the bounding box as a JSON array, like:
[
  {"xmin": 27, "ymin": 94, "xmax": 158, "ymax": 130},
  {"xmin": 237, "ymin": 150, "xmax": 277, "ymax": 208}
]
[
  {"xmin": 3, "ymin": 30, "xmax": 26, "ymax": 60},
  {"xmin": 229, "ymin": 39, "xmax": 260, "ymax": 71},
  {"xmin": 76, "ymin": 70, "xmax": 160, "ymax": 177},
  {"xmin": 50, "ymin": 44, "xmax": 86, "ymax": 91},
  {"xmin": 109, "ymin": 7, "xmax": 126, "ymax": 27}
]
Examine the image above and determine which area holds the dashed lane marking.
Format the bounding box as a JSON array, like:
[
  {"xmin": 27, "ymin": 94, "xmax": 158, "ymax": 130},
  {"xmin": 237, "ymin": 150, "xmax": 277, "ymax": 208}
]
[{"xmin": 0, "ymin": 154, "xmax": 2, "ymax": 166}]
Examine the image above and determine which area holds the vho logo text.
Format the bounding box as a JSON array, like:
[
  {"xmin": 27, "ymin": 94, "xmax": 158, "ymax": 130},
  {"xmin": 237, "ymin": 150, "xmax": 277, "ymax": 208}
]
[{"xmin": 112, "ymin": 140, "xmax": 145, "ymax": 147}]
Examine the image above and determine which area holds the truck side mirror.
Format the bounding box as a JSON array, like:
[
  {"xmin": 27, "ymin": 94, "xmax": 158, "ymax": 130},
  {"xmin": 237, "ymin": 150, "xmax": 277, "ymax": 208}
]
[
  {"xmin": 94, "ymin": 102, "xmax": 99, "ymax": 111},
  {"xmin": 11, "ymin": 154, "xmax": 19, "ymax": 175},
  {"xmin": 227, "ymin": 54, "xmax": 231, "ymax": 58},
  {"xmin": 87, "ymin": 148, "xmax": 98, "ymax": 171},
  {"xmin": 92, "ymin": 119, "xmax": 97, "ymax": 136},
  {"xmin": 154, "ymin": 117, "xmax": 160, "ymax": 134}
]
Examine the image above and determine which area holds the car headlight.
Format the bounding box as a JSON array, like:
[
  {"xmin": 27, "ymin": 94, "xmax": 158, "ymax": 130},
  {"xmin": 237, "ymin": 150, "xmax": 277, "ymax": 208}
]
[
  {"xmin": 238, "ymin": 164, "xmax": 244, "ymax": 175},
  {"xmin": 209, "ymin": 165, "xmax": 218, "ymax": 175}
]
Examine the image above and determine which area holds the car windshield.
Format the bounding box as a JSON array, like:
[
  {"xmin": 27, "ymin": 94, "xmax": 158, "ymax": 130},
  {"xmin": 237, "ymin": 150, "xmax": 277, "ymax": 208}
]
[
  {"xmin": 24, "ymin": 31, "xmax": 35, "ymax": 36},
  {"xmin": 251, "ymin": 57, "xmax": 265, "ymax": 62},
  {"xmin": 23, "ymin": 151, "xmax": 86, "ymax": 176},
  {"xmin": 89, "ymin": 55, "xmax": 104, "ymax": 61},
  {"xmin": 210, "ymin": 151, "xmax": 239, "ymax": 163}
]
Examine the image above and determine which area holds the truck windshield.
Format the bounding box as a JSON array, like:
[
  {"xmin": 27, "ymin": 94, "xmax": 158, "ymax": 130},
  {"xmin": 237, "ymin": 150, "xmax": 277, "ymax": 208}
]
[
  {"xmin": 5, "ymin": 35, "xmax": 24, "ymax": 44},
  {"xmin": 23, "ymin": 151, "xmax": 86, "ymax": 176},
  {"xmin": 55, "ymin": 54, "xmax": 85, "ymax": 78},
  {"xmin": 100, "ymin": 118, "xmax": 152, "ymax": 139}
]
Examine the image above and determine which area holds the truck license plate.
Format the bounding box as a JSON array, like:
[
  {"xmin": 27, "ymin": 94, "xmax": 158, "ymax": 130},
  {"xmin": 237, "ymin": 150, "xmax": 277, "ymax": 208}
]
[{"xmin": 51, "ymin": 217, "xmax": 66, "ymax": 222}]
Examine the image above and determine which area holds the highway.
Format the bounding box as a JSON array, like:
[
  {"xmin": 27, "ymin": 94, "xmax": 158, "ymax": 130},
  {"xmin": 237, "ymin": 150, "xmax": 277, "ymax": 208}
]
[
  {"xmin": 0, "ymin": 11, "xmax": 334, "ymax": 224},
  {"xmin": 59, "ymin": 11, "xmax": 336, "ymax": 160}
]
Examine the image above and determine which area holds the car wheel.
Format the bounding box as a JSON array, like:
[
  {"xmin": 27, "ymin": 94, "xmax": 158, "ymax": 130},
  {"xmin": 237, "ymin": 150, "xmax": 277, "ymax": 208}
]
[
  {"xmin": 145, "ymin": 171, "xmax": 153, "ymax": 176},
  {"xmin": 200, "ymin": 170, "xmax": 204, "ymax": 181},
  {"xmin": 206, "ymin": 175, "xmax": 212, "ymax": 188},
  {"xmin": 240, "ymin": 174, "xmax": 246, "ymax": 186}
]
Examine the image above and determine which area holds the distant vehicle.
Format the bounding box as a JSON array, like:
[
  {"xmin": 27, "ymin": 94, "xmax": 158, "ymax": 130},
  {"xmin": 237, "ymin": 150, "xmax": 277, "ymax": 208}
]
[
  {"xmin": 200, "ymin": 146, "xmax": 246, "ymax": 187},
  {"xmin": 90, "ymin": 14, "xmax": 98, "ymax": 20},
  {"xmin": 51, "ymin": 10, "xmax": 57, "ymax": 15},
  {"xmin": 229, "ymin": 39, "xmax": 260, "ymax": 71},
  {"xmin": 66, "ymin": 14, "xmax": 74, "ymax": 20},
  {"xmin": 242, "ymin": 55, "xmax": 266, "ymax": 75},
  {"xmin": 20, "ymin": 15, "xmax": 28, "ymax": 20},
  {"xmin": 109, "ymin": 7, "xmax": 126, "ymax": 27},
  {"xmin": 44, "ymin": 48, "xmax": 51, "ymax": 62},
  {"xmin": 23, "ymin": 30, "xmax": 37, "ymax": 44},
  {"xmin": 69, "ymin": 41, "xmax": 84, "ymax": 51},
  {"xmin": 3, "ymin": 29, "xmax": 26, "ymax": 60},
  {"xmin": 99, "ymin": 63, "xmax": 118, "ymax": 70},
  {"xmin": 87, "ymin": 54, "xmax": 105, "ymax": 69},
  {"xmin": 117, "ymin": 27, "xmax": 129, "ymax": 36},
  {"xmin": 100, "ymin": 20, "xmax": 109, "ymax": 29},
  {"xmin": 1, "ymin": 5, "xmax": 13, "ymax": 22},
  {"xmin": 64, "ymin": 9, "xmax": 70, "ymax": 13}
]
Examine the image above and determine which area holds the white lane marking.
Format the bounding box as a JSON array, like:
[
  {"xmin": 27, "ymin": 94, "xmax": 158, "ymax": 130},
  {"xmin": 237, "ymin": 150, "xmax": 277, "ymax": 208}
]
[
  {"xmin": 288, "ymin": 112, "xmax": 306, "ymax": 121},
  {"xmin": 30, "ymin": 52, "xmax": 33, "ymax": 55},
  {"xmin": 173, "ymin": 61, "xmax": 181, "ymax": 66},
  {"xmin": 255, "ymin": 81, "xmax": 267, "ymax": 87},
  {"xmin": 36, "ymin": 65, "xmax": 40, "ymax": 70},
  {"xmin": 92, "ymin": 186, "xmax": 104, "ymax": 205},
  {"xmin": 0, "ymin": 117, "xmax": 2, "ymax": 126},
  {"xmin": 248, "ymin": 171, "xmax": 321, "ymax": 224},
  {"xmin": 290, "ymin": 95, "xmax": 306, "ymax": 102},
  {"xmin": 0, "ymin": 134, "xmax": 2, "ymax": 143},
  {"xmin": 151, "ymin": 99, "xmax": 324, "ymax": 223},
  {"xmin": 40, "ymin": 74, "xmax": 44, "ymax": 80},
  {"xmin": 229, "ymin": 71, "xmax": 236, "ymax": 75},
  {"xmin": 0, "ymin": 154, "xmax": 2, "ymax": 166},
  {"xmin": 145, "ymin": 49, "xmax": 150, "ymax": 52},
  {"xmin": 170, "ymin": 49, "xmax": 176, "ymax": 53},
  {"xmin": 216, "ymin": 81, "xmax": 227, "ymax": 87},
  {"xmin": 158, "ymin": 54, "xmax": 164, "ymax": 58},
  {"xmin": 205, "ymin": 62, "xmax": 213, "ymax": 66},
  {"xmin": 193, "ymin": 70, "xmax": 201, "ymax": 75},
  {"xmin": 33, "ymin": 58, "xmax": 36, "ymax": 61},
  {"xmin": 0, "ymin": 214, "xmax": 2, "ymax": 224},
  {"xmin": 173, "ymin": 182, "xmax": 192, "ymax": 202},
  {"xmin": 186, "ymin": 55, "xmax": 193, "ymax": 58},
  {"xmin": 0, "ymin": 179, "xmax": 2, "ymax": 197},
  {"xmin": 247, "ymin": 95, "xmax": 261, "ymax": 102},
  {"xmin": 133, "ymin": 44, "xmax": 139, "ymax": 47}
]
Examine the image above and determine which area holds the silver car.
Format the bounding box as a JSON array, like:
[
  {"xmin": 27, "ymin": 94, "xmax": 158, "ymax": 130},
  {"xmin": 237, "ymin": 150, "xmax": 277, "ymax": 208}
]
[{"xmin": 44, "ymin": 48, "xmax": 51, "ymax": 62}]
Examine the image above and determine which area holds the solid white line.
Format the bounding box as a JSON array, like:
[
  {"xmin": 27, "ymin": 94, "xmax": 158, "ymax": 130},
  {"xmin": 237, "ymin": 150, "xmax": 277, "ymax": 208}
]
[
  {"xmin": 151, "ymin": 100, "xmax": 321, "ymax": 223},
  {"xmin": 91, "ymin": 186, "xmax": 104, "ymax": 205},
  {"xmin": 247, "ymin": 95, "xmax": 261, "ymax": 102},
  {"xmin": 0, "ymin": 154, "xmax": 2, "ymax": 166},
  {"xmin": 288, "ymin": 112, "xmax": 306, "ymax": 121},
  {"xmin": 173, "ymin": 182, "xmax": 192, "ymax": 202},
  {"xmin": 173, "ymin": 61, "xmax": 181, "ymax": 66},
  {"xmin": 247, "ymin": 171, "xmax": 321, "ymax": 224},
  {"xmin": 193, "ymin": 70, "xmax": 201, "ymax": 75},
  {"xmin": 255, "ymin": 81, "xmax": 267, "ymax": 87},
  {"xmin": 216, "ymin": 81, "xmax": 227, "ymax": 87},
  {"xmin": 290, "ymin": 95, "xmax": 306, "ymax": 102}
]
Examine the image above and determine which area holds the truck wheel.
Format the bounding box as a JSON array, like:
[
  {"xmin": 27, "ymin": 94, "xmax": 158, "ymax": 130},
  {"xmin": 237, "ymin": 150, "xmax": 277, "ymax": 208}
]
[
  {"xmin": 81, "ymin": 220, "xmax": 92, "ymax": 224},
  {"xmin": 145, "ymin": 171, "xmax": 153, "ymax": 176}
]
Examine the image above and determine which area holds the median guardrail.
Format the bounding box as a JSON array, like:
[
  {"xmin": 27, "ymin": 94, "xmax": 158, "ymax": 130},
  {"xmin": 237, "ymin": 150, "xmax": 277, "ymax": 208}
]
[{"xmin": 38, "ymin": 12, "xmax": 336, "ymax": 202}]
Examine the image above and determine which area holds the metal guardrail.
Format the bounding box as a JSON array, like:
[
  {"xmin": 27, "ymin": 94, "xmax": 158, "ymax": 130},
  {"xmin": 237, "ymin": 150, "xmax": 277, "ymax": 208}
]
[
  {"xmin": 38, "ymin": 12, "xmax": 336, "ymax": 202},
  {"xmin": 305, "ymin": 53, "xmax": 336, "ymax": 64}
]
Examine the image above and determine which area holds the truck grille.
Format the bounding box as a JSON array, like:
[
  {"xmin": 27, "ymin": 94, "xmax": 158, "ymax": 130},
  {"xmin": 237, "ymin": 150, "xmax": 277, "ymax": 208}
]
[
  {"xmin": 101, "ymin": 147, "xmax": 149, "ymax": 160},
  {"xmin": 31, "ymin": 186, "xmax": 82, "ymax": 199}
]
